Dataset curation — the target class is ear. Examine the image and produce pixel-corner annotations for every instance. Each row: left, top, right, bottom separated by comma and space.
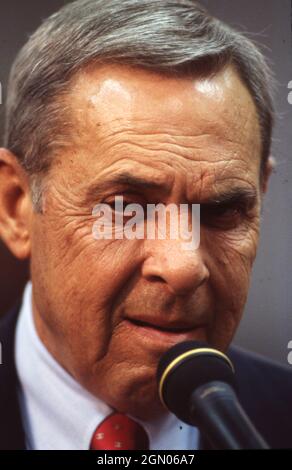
261, 155, 275, 194
0, 148, 32, 259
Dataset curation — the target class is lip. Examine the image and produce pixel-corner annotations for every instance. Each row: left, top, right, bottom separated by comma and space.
123, 318, 207, 346
124, 315, 202, 332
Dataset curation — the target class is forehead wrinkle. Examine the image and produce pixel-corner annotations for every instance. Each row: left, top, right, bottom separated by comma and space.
90, 123, 259, 170
67, 93, 261, 171
86, 112, 254, 144
95, 141, 256, 186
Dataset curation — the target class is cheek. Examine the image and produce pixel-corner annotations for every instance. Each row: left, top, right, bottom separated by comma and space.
206, 221, 259, 286
33, 212, 136, 300
204, 226, 259, 348
31, 215, 144, 360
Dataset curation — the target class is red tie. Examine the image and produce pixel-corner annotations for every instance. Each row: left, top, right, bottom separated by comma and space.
90, 412, 150, 450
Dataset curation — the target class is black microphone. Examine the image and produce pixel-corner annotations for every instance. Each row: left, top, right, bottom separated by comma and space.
157, 340, 269, 449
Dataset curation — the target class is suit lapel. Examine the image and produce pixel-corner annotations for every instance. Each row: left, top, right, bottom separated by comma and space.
0, 303, 26, 449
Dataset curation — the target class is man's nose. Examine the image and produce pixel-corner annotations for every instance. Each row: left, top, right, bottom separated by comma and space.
142, 239, 209, 296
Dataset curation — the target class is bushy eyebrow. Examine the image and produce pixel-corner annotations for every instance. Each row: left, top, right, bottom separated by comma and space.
84, 171, 171, 203
84, 171, 257, 207
203, 187, 258, 207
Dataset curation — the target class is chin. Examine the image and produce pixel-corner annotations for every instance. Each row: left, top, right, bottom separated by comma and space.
94, 374, 167, 422
116, 395, 167, 422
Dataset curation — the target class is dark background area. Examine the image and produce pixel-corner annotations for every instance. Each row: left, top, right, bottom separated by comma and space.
0, 0, 291, 364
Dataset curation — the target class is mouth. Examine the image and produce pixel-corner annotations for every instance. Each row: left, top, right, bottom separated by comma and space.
127, 317, 197, 333
123, 316, 207, 345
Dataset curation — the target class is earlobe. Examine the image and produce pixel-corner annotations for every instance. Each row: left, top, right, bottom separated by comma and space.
0, 148, 32, 259
261, 155, 275, 194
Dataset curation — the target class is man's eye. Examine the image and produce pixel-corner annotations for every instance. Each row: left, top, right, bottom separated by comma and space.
106, 199, 128, 213
201, 204, 247, 229
105, 196, 145, 214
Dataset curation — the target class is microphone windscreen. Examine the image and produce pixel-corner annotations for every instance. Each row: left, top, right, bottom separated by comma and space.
157, 340, 236, 425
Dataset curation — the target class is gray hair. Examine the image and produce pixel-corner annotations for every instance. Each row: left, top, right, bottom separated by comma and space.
4, 0, 275, 210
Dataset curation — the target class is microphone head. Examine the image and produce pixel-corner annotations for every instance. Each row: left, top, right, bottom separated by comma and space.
157, 340, 236, 425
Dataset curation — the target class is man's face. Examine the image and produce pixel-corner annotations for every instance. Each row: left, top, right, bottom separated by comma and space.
30, 64, 262, 420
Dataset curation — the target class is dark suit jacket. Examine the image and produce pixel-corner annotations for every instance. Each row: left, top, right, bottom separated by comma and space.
1, 303, 292, 450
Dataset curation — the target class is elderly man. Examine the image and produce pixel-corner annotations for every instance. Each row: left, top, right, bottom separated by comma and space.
0, 0, 292, 450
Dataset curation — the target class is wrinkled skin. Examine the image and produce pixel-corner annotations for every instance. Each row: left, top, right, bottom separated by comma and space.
0, 64, 272, 421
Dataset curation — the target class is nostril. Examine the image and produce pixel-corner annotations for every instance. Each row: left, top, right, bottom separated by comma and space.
147, 274, 164, 283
